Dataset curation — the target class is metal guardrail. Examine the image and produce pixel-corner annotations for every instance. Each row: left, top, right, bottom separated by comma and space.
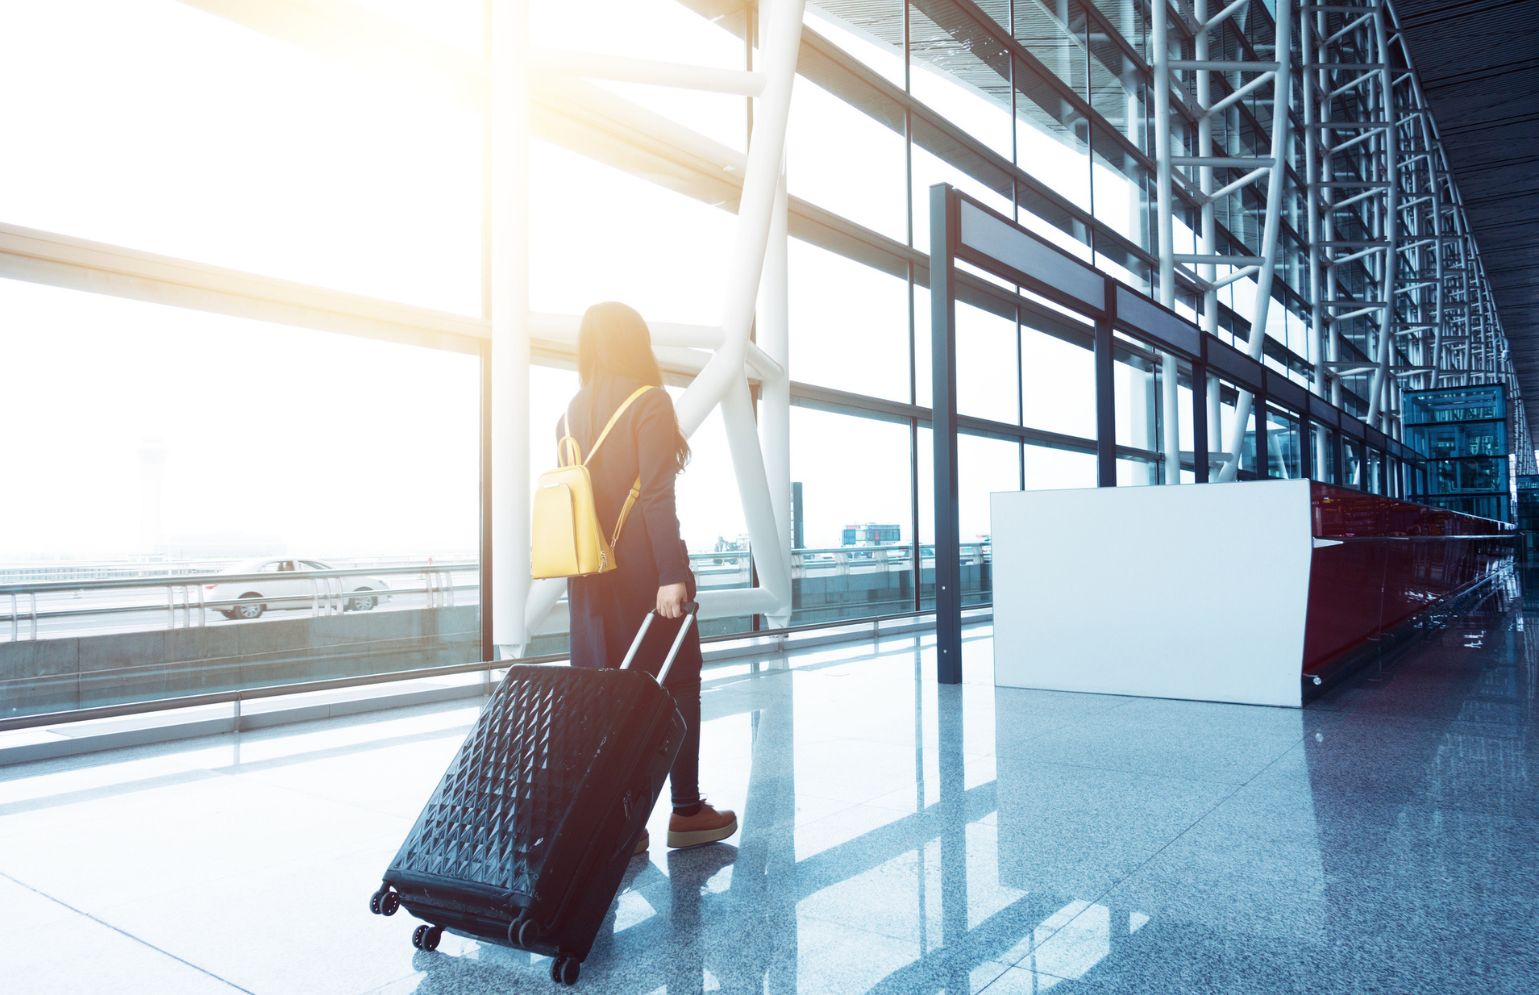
1, 563, 475, 641
0, 603, 997, 735
0, 544, 992, 642
0, 555, 444, 586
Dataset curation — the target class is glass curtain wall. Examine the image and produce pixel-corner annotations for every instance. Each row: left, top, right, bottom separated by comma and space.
0, 0, 487, 722
1, 0, 1438, 722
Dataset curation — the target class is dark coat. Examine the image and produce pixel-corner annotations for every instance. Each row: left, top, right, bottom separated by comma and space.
559, 376, 701, 686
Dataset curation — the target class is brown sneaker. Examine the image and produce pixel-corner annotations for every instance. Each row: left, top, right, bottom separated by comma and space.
632, 829, 649, 856
667, 800, 738, 849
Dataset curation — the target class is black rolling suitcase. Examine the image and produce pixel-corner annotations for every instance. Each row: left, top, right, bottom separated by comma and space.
366, 604, 697, 986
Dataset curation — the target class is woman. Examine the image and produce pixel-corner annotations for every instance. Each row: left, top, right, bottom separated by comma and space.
562, 301, 738, 854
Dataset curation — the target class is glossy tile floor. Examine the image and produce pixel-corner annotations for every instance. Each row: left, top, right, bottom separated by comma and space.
4, 577, 1538, 994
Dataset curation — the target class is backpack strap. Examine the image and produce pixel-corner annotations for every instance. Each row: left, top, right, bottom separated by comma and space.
584, 386, 653, 466
555, 421, 583, 467
610, 480, 644, 549
582, 385, 654, 551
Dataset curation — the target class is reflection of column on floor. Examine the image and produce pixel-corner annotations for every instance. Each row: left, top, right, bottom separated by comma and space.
937, 682, 970, 991
912, 651, 930, 953
726, 660, 798, 990
664, 849, 706, 992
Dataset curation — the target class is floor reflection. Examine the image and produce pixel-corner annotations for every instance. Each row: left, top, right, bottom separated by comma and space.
3, 591, 1537, 993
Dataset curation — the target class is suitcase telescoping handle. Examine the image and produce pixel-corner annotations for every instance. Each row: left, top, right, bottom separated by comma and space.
618, 601, 700, 685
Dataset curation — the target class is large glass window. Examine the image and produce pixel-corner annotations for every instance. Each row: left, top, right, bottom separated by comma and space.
910, 141, 1014, 251
1113, 333, 1160, 456
1024, 444, 1098, 489
0, 278, 481, 719
1312, 423, 1338, 484
788, 238, 911, 402
675, 403, 756, 638
5, 0, 1516, 735
916, 428, 1018, 607
1210, 375, 1260, 479
807, 4, 906, 87
958, 434, 1019, 606
531, 0, 748, 151
1343, 436, 1365, 489
915, 289, 1020, 417
786, 77, 909, 243
908, 2, 1015, 158
0, 0, 482, 314
791, 407, 914, 623
1013, 0, 1086, 94
955, 302, 1021, 424
1267, 407, 1303, 480
529, 141, 736, 327
1021, 321, 1097, 440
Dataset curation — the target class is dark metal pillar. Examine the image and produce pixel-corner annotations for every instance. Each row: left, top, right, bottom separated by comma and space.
930, 184, 962, 685
1255, 394, 1270, 478
1192, 358, 1210, 483
1095, 281, 1117, 486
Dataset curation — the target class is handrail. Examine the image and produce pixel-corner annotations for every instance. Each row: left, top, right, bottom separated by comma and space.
0, 561, 476, 596
1321, 533, 1517, 542
0, 603, 995, 734
0, 545, 991, 596
0, 546, 993, 641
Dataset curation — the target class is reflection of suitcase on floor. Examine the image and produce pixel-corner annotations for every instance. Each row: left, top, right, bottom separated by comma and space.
367, 605, 696, 986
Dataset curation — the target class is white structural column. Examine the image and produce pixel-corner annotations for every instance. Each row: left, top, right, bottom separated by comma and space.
1363, 3, 1398, 428
757, 172, 794, 622
514, 0, 806, 642
1150, 1, 1180, 484
1306, 0, 1399, 437
491, 0, 532, 656
1215, 1, 1293, 481
1301, 1, 1327, 399
1151, 0, 1175, 308
671, 0, 803, 623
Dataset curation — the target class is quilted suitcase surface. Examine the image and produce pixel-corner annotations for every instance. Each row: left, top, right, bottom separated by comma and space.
367, 610, 692, 986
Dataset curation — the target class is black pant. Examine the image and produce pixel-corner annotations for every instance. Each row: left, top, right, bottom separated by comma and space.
666, 678, 701, 812
576, 609, 702, 813
643, 611, 703, 813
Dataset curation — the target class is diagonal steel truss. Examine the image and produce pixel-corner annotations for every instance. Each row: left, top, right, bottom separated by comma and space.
1153, 0, 1533, 477
1152, 0, 1294, 483
1302, 0, 1399, 435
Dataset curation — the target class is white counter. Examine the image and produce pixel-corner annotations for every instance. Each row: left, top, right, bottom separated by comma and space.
990, 479, 1314, 708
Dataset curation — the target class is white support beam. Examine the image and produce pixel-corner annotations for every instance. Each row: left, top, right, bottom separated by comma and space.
532, 50, 766, 96
1214, 0, 1294, 481
490, 0, 533, 656
0, 223, 484, 353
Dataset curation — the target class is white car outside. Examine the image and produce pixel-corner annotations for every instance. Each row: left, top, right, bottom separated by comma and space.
205, 559, 392, 620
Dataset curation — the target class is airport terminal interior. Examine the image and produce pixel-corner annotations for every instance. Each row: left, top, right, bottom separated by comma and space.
2, 0, 1537, 992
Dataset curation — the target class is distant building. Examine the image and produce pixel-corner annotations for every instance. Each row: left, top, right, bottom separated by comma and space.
841, 523, 902, 547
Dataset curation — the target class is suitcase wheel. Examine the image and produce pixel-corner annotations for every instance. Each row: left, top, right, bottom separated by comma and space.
411, 924, 443, 952
508, 915, 537, 949
368, 886, 399, 917
550, 955, 580, 986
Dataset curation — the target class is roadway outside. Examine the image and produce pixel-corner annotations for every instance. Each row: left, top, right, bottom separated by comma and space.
1, 546, 988, 642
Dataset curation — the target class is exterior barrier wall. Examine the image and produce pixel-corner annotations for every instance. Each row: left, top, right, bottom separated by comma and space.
0, 607, 480, 719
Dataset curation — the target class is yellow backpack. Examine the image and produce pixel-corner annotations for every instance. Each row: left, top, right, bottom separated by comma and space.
531, 386, 652, 579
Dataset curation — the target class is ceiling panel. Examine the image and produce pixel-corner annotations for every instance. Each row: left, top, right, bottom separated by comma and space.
1396, 0, 1539, 437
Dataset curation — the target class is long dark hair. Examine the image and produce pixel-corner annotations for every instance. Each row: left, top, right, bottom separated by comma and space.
577, 301, 690, 473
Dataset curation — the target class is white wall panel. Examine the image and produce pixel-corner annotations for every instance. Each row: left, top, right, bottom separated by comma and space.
991, 479, 1314, 707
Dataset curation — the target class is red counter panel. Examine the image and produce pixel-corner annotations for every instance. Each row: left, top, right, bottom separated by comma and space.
1303, 483, 1513, 677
